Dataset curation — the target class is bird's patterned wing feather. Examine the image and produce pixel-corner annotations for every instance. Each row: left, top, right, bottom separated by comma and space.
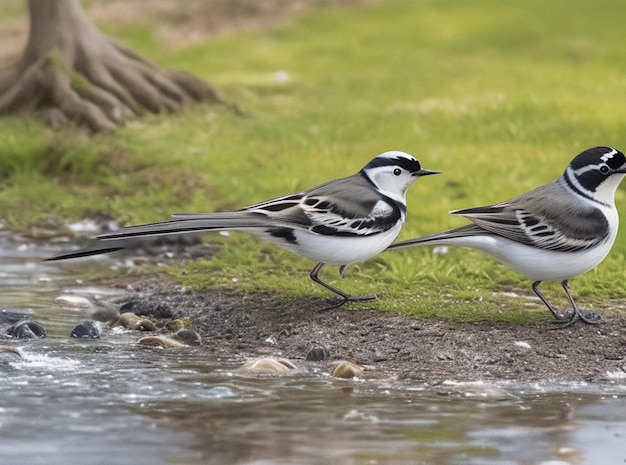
243, 175, 403, 237
453, 182, 609, 252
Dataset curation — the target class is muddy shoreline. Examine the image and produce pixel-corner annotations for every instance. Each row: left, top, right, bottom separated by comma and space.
111, 277, 626, 385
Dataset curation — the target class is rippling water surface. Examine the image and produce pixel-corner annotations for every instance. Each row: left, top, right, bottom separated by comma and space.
0, 233, 625, 465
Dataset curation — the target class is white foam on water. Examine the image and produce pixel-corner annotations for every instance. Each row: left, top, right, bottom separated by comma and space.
13, 350, 81, 372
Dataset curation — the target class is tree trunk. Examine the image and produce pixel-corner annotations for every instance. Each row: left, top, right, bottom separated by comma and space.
0, 0, 230, 132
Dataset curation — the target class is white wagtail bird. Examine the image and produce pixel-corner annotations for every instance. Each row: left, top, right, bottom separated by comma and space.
388, 146, 626, 326
48, 151, 439, 307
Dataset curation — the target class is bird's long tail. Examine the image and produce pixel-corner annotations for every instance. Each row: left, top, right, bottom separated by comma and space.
46, 211, 305, 261
387, 224, 484, 250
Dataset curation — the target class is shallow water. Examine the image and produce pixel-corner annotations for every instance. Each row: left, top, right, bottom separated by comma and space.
1, 233, 625, 465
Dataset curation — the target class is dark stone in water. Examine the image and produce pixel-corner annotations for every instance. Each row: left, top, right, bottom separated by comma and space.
173, 329, 202, 346
305, 344, 331, 361
7, 320, 47, 339
70, 320, 101, 339
119, 299, 175, 319
0, 309, 29, 324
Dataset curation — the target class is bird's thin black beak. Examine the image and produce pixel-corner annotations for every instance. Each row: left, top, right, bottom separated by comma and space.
414, 169, 441, 177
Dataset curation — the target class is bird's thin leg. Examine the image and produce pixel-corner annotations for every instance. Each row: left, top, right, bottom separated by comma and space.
531, 281, 569, 322
561, 280, 601, 326
339, 264, 349, 279
309, 262, 376, 309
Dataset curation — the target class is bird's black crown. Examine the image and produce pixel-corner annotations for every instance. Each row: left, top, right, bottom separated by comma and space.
364, 154, 421, 173
570, 146, 626, 172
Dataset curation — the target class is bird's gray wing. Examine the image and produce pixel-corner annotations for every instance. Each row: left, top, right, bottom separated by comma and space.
292, 175, 402, 236
175, 174, 402, 237
453, 182, 609, 252
389, 181, 609, 252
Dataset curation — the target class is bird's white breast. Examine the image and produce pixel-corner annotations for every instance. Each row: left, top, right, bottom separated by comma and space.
434, 234, 615, 282
255, 222, 403, 266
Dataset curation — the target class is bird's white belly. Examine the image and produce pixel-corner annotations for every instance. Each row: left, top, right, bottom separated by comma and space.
256, 223, 402, 266
435, 235, 615, 282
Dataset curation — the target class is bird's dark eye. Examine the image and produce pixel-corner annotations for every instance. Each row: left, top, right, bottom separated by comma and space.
393, 168, 402, 176
600, 165, 610, 174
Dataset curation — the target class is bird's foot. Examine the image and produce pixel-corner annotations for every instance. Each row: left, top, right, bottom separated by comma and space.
551, 309, 601, 328
321, 293, 377, 311
577, 310, 602, 325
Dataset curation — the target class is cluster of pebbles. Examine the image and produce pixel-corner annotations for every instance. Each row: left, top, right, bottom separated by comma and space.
0, 298, 202, 357
0, 299, 365, 379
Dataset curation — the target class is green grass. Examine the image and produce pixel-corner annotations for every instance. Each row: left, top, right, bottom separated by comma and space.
2, 0, 626, 323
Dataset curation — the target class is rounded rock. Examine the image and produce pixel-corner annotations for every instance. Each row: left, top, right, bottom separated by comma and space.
305, 345, 331, 361
7, 320, 47, 339
237, 357, 298, 373
0, 346, 21, 369
70, 320, 101, 339
114, 313, 157, 331
173, 329, 202, 346
332, 361, 364, 379
165, 319, 186, 332
138, 335, 187, 348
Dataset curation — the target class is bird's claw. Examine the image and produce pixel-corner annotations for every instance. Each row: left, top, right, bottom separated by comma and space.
321, 294, 377, 311
551, 309, 601, 328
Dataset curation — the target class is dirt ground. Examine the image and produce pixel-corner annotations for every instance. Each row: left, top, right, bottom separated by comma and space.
117, 276, 626, 385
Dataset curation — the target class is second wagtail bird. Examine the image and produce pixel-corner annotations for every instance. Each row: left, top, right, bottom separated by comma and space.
48, 151, 439, 306
388, 146, 626, 326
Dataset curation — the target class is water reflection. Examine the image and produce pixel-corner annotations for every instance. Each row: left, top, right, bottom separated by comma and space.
137, 377, 626, 465
0, 232, 625, 465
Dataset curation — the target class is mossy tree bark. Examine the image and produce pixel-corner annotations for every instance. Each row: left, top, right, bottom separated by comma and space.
0, 0, 228, 132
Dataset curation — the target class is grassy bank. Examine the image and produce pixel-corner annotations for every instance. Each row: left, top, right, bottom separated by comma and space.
2, 0, 626, 322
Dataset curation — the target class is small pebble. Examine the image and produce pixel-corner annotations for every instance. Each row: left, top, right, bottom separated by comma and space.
0, 346, 21, 368
0, 345, 21, 355
305, 345, 331, 361
332, 361, 364, 379
173, 329, 202, 346
138, 335, 187, 348
165, 319, 187, 332
7, 320, 47, 339
113, 313, 157, 331
70, 320, 101, 339
514, 341, 532, 350
237, 357, 297, 373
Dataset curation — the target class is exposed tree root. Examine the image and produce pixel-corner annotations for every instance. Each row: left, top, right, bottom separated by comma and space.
0, 0, 234, 132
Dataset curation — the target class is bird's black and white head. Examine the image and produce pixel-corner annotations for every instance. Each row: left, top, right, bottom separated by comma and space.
361, 151, 439, 202
563, 146, 626, 206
